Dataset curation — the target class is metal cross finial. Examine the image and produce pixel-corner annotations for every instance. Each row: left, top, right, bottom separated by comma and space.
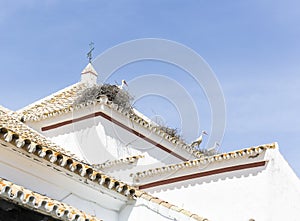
87, 42, 94, 63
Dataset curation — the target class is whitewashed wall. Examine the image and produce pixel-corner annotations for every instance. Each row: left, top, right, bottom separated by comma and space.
0, 141, 120, 221
119, 199, 194, 221
149, 149, 300, 221
30, 104, 191, 183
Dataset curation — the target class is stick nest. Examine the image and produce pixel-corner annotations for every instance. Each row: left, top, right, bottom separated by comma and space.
74, 84, 133, 111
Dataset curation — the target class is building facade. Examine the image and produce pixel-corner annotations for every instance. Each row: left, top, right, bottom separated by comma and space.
0, 63, 299, 220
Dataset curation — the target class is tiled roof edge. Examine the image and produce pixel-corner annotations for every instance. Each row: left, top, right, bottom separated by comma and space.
0, 177, 102, 221
132, 142, 277, 180
0, 126, 137, 199
92, 155, 144, 170
135, 190, 209, 221
0, 105, 12, 114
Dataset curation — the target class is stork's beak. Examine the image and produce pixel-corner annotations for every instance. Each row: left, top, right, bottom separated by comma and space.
124, 80, 128, 86
203, 131, 208, 135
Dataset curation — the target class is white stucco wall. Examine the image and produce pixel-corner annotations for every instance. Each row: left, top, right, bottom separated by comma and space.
30, 104, 191, 183
0, 141, 123, 221
21, 101, 300, 220
119, 203, 170, 221
119, 199, 195, 221
62, 194, 119, 221
264, 149, 300, 221
149, 149, 300, 221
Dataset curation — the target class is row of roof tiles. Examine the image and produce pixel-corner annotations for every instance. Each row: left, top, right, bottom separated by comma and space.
132, 143, 277, 180
2, 109, 85, 163
16, 83, 203, 158
0, 107, 208, 220
16, 83, 87, 122
92, 155, 144, 170
0, 178, 101, 221
0, 110, 137, 198
135, 191, 208, 221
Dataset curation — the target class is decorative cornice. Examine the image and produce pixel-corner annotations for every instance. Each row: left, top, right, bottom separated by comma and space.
132, 143, 277, 181
138, 161, 267, 189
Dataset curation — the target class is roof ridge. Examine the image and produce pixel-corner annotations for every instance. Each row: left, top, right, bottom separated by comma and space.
0, 105, 12, 114
17, 82, 84, 113
0, 177, 102, 221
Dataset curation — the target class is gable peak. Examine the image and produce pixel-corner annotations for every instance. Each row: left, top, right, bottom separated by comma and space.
81, 63, 98, 85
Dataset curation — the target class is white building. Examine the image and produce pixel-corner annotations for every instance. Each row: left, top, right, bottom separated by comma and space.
0, 63, 299, 221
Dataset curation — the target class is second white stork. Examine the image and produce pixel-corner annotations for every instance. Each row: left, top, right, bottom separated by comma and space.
205, 142, 220, 155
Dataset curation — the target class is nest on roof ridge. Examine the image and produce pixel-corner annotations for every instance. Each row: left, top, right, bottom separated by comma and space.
154, 125, 184, 141
74, 84, 133, 111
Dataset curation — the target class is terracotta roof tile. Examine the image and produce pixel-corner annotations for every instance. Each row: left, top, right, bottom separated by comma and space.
0, 108, 137, 198
92, 155, 144, 170
16, 83, 87, 122
150, 197, 162, 204
0, 177, 102, 221
132, 142, 277, 180
135, 190, 209, 221
159, 201, 173, 209
0, 108, 83, 162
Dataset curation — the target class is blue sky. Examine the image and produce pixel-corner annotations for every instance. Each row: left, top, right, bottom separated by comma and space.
0, 1, 299, 177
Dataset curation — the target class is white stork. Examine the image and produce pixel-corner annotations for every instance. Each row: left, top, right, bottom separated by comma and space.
190, 130, 208, 148
206, 142, 220, 153
117, 80, 128, 90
